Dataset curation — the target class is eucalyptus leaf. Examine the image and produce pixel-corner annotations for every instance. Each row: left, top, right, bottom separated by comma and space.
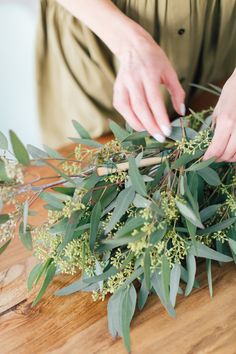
186, 157, 215, 171
191, 242, 232, 262
109, 120, 130, 141
138, 280, 149, 310
198, 217, 236, 235
0, 214, 10, 224
90, 202, 102, 250
0, 239, 11, 255
105, 187, 135, 234
0, 131, 8, 150
9, 130, 30, 166
121, 284, 137, 352
69, 138, 103, 148
128, 156, 147, 197
206, 259, 213, 297
19, 222, 32, 250
72, 119, 91, 139
198, 167, 221, 186
185, 253, 196, 296
170, 263, 181, 307
32, 262, 56, 306
161, 255, 170, 302
176, 200, 204, 229
144, 248, 151, 290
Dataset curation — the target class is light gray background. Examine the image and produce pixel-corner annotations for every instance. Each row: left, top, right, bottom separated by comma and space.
0, 0, 41, 146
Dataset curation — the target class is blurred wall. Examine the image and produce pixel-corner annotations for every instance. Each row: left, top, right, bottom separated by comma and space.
0, 0, 42, 147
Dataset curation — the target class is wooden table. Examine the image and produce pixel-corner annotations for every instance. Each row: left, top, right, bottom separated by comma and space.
1, 135, 236, 354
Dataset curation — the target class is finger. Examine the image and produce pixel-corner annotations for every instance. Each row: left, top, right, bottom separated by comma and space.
203, 115, 232, 161
163, 67, 186, 116
113, 85, 144, 132
128, 81, 165, 142
218, 127, 236, 162
143, 78, 172, 137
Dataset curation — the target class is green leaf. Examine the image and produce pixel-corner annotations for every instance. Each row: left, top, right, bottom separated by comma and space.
150, 222, 167, 244
0, 131, 8, 150
43, 145, 64, 159
200, 204, 221, 222
60, 210, 82, 249
109, 120, 130, 141
186, 157, 215, 171
105, 187, 135, 234
0, 214, 10, 224
171, 150, 203, 169
90, 202, 102, 250
121, 285, 137, 353
133, 194, 151, 208
176, 200, 204, 229
72, 119, 91, 139
190, 83, 221, 96
102, 232, 144, 249
107, 289, 124, 338
161, 255, 170, 302
56, 276, 97, 296
138, 280, 149, 310
23, 200, 29, 233
0, 239, 11, 255
0, 160, 10, 182
180, 265, 199, 288
229, 238, 236, 256
28, 263, 44, 291
115, 216, 144, 238
27, 144, 49, 160
170, 263, 181, 307
151, 270, 175, 317
198, 217, 236, 235
19, 222, 32, 250
186, 220, 197, 249
148, 165, 165, 192
144, 248, 151, 290
9, 130, 30, 166
206, 259, 213, 298
32, 263, 56, 306
169, 127, 197, 141
198, 167, 221, 186
191, 242, 232, 262
128, 157, 147, 197
40, 192, 65, 210
119, 267, 143, 290
185, 253, 196, 296
84, 266, 118, 284
69, 138, 103, 148
123, 131, 148, 142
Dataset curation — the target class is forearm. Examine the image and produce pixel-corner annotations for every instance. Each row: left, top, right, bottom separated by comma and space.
57, 0, 151, 57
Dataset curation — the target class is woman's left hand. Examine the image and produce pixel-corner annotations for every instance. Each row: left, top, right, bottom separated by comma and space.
204, 68, 236, 162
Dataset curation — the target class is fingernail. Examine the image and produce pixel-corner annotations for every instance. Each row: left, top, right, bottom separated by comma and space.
180, 103, 186, 116
153, 133, 166, 143
161, 124, 172, 137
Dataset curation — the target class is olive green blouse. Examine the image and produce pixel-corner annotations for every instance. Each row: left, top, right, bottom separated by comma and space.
36, 0, 236, 147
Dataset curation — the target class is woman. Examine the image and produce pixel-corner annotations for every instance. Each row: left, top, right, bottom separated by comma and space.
37, 0, 236, 161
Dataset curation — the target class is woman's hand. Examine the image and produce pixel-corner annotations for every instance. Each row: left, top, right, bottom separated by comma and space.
204, 69, 236, 162
57, 0, 185, 142
114, 32, 185, 142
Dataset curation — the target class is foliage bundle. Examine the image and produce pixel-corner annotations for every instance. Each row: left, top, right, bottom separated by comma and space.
1, 93, 236, 351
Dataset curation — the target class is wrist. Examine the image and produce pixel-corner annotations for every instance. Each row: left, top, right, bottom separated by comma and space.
113, 21, 154, 60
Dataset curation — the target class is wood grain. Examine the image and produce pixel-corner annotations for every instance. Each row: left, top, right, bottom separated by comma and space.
1, 133, 236, 354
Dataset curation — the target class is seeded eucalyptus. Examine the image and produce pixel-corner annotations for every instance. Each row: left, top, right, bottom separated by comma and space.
1, 91, 236, 351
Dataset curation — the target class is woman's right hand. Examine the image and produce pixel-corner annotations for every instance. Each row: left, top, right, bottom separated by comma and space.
113, 31, 185, 142
57, 0, 185, 141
